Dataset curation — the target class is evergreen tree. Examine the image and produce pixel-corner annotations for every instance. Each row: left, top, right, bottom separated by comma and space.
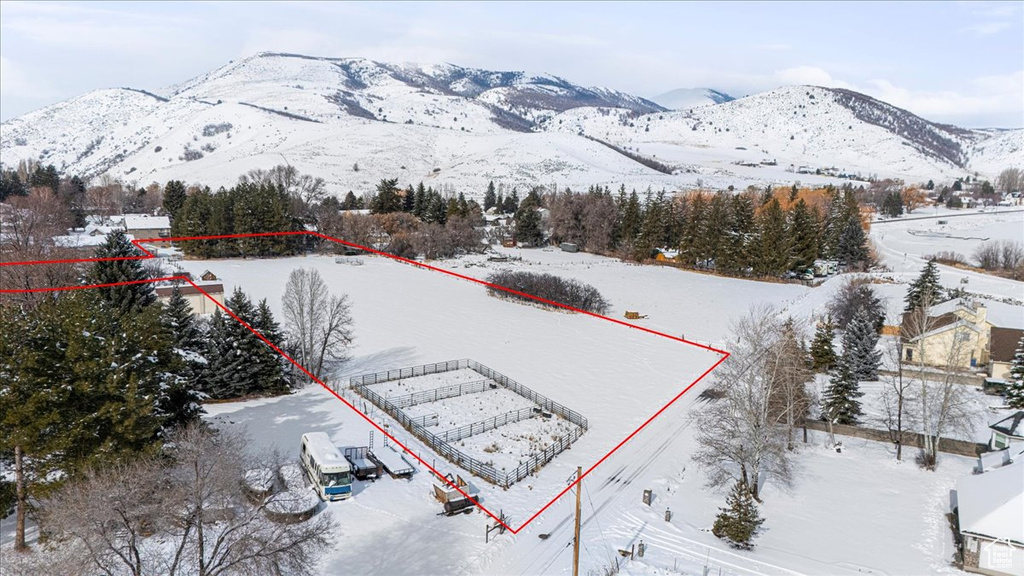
232, 182, 296, 256
835, 215, 868, 267
412, 183, 427, 217
619, 190, 642, 247
810, 316, 837, 372
514, 193, 544, 246
401, 185, 415, 213
904, 259, 942, 313
202, 289, 286, 399
678, 192, 707, 266
503, 188, 520, 214
788, 199, 819, 272
484, 181, 496, 211
717, 193, 755, 274
842, 309, 882, 381
753, 197, 790, 276
158, 285, 206, 429
822, 357, 863, 424
0, 169, 27, 200
90, 230, 155, 315
926, 179, 935, 190
162, 285, 203, 353
341, 191, 361, 210
1006, 335, 1024, 409
711, 479, 764, 549
370, 178, 402, 214
163, 180, 187, 219
880, 191, 904, 218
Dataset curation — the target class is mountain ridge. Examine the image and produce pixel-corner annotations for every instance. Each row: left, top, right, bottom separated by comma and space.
1, 52, 1020, 195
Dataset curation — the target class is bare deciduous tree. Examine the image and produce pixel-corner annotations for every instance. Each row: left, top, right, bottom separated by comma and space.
902, 294, 976, 469
282, 268, 354, 380
37, 424, 335, 576
692, 306, 803, 501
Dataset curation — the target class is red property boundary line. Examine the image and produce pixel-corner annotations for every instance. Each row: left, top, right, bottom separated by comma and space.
1, 231, 729, 534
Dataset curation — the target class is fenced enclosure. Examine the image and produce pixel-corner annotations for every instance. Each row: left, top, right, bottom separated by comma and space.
347, 359, 588, 487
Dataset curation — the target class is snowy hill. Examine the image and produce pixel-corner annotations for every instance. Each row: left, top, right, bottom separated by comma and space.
545, 85, 1024, 182
1, 52, 1021, 196
650, 87, 735, 110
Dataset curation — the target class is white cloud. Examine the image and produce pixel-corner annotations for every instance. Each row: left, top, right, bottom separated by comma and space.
772, 66, 852, 89
960, 21, 1013, 36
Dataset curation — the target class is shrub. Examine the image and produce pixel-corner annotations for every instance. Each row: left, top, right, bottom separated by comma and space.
202, 122, 233, 137
486, 270, 609, 314
179, 146, 204, 162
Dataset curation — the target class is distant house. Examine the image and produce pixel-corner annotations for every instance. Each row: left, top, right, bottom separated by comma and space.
989, 327, 1024, 381
901, 300, 992, 370
200, 270, 219, 282
154, 283, 224, 315
116, 214, 171, 245
955, 457, 1024, 575
901, 299, 1024, 372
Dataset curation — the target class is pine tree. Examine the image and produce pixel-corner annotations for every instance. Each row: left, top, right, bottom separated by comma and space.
904, 259, 942, 313
753, 197, 790, 276
1005, 335, 1024, 409
503, 189, 520, 214
484, 181, 496, 211
842, 309, 882, 381
370, 178, 402, 214
203, 289, 264, 399
810, 316, 837, 372
401, 185, 415, 213
822, 357, 863, 424
711, 479, 764, 549
788, 198, 819, 272
836, 215, 868, 267
163, 180, 187, 219
619, 190, 642, 247
158, 286, 205, 430
514, 193, 544, 246
880, 191, 903, 218
90, 230, 155, 315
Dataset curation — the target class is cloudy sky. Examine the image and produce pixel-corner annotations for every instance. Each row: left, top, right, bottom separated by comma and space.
1, 1, 1021, 127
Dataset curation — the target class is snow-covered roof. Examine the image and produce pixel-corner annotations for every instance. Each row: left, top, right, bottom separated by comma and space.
985, 301, 1024, 330
117, 214, 170, 230
956, 458, 1024, 543
53, 232, 134, 248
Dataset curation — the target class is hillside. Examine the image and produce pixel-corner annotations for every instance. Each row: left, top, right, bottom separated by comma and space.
1, 52, 1020, 196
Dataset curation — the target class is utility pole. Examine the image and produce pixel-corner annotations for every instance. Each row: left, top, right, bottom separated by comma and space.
573, 466, 582, 576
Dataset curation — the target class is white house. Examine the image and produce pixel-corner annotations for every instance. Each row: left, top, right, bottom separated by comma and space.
955, 458, 1024, 576
154, 283, 225, 315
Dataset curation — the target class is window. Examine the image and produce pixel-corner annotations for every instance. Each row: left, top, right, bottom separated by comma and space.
906, 349, 914, 361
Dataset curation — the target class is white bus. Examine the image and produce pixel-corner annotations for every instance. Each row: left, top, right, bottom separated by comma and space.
300, 433, 353, 501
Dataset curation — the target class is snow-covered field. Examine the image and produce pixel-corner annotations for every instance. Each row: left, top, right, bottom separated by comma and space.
160, 244, 997, 576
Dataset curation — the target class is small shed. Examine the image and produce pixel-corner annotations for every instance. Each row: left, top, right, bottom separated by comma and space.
559, 242, 579, 253
433, 472, 480, 515
200, 270, 218, 281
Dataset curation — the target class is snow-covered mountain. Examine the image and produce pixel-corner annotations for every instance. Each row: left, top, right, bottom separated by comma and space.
1, 52, 1020, 196
650, 88, 735, 110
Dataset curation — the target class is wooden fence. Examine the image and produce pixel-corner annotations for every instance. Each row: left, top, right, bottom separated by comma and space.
803, 420, 987, 457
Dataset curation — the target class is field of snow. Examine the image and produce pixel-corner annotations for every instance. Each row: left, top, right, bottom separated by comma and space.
165, 248, 990, 576
871, 207, 1024, 305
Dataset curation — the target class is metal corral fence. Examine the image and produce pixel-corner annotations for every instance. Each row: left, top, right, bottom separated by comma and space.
348, 359, 588, 487
438, 407, 537, 443
386, 379, 493, 409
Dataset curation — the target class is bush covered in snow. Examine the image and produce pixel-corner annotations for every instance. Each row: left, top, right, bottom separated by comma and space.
486, 270, 609, 314
264, 489, 320, 524
202, 122, 233, 137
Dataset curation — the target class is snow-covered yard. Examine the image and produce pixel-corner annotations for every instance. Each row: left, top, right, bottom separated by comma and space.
161, 246, 998, 575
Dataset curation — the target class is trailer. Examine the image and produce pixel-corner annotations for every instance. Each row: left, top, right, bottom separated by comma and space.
433, 472, 480, 516
373, 445, 416, 479
343, 446, 383, 481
